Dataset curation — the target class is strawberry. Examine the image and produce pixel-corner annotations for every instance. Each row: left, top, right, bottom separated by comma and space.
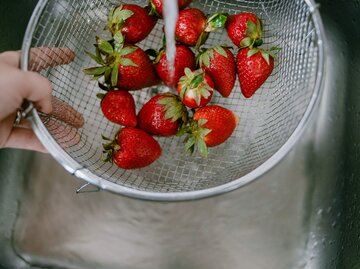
107, 4, 157, 44
177, 68, 214, 108
198, 45, 236, 97
154, 45, 196, 87
178, 105, 238, 157
225, 12, 263, 48
175, 9, 229, 49
236, 47, 277, 98
138, 93, 188, 136
97, 90, 137, 127
149, 0, 193, 17
84, 34, 159, 91
175, 8, 207, 47
102, 127, 161, 169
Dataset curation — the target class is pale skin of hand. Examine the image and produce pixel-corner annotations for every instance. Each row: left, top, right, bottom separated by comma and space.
0, 48, 75, 153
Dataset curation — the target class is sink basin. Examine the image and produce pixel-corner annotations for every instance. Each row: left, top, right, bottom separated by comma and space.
0, 0, 359, 268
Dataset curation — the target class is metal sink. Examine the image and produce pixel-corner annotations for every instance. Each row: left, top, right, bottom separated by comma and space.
0, 0, 359, 268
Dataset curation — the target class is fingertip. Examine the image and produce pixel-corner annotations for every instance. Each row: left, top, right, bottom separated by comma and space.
0, 51, 20, 67
29, 47, 76, 71
60, 47, 76, 63
21, 71, 53, 114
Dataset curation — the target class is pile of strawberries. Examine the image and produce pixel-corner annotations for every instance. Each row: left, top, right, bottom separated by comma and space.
84, 0, 279, 169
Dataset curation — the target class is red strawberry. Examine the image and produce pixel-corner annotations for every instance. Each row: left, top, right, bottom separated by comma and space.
107, 4, 157, 44
236, 47, 276, 98
150, 0, 193, 17
198, 45, 236, 97
177, 68, 214, 108
102, 127, 161, 169
225, 12, 263, 48
179, 105, 238, 157
98, 90, 137, 126
138, 93, 188, 136
117, 45, 159, 90
154, 45, 196, 87
175, 8, 207, 47
84, 35, 159, 91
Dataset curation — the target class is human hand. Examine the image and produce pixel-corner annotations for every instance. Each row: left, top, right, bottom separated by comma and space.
0, 47, 76, 153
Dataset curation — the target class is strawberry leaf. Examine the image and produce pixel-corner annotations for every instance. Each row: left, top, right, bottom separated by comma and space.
83, 66, 108, 75
119, 58, 138, 67
176, 124, 192, 137
85, 50, 104, 65
185, 136, 196, 154
190, 74, 204, 88
179, 85, 187, 100
200, 86, 212, 99
101, 134, 111, 141
196, 138, 208, 158
205, 13, 229, 32
184, 67, 194, 79
107, 6, 134, 35
240, 37, 252, 48
113, 32, 125, 52
194, 91, 201, 106
104, 66, 112, 81
96, 93, 106, 100
114, 9, 134, 22
149, 1, 161, 16
97, 38, 114, 55
111, 65, 119, 86
247, 48, 259, 58
214, 46, 228, 57
91, 74, 104, 81
107, 7, 115, 27
157, 95, 188, 123
261, 51, 270, 65
195, 31, 209, 52
197, 118, 208, 127
198, 127, 212, 138
200, 52, 211, 68
270, 46, 282, 51
120, 46, 137, 56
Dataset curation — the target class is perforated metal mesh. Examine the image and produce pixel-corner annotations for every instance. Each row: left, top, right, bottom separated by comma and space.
22, 0, 324, 200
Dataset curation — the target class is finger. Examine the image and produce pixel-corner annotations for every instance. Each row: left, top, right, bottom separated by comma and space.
17, 71, 53, 114
0, 47, 76, 71
44, 118, 81, 148
50, 96, 85, 128
4, 127, 47, 153
0, 51, 20, 68
29, 47, 76, 72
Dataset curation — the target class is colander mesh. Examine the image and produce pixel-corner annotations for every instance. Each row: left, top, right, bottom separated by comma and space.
25, 0, 321, 194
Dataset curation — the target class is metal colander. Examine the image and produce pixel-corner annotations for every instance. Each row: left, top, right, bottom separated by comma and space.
21, 0, 325, 201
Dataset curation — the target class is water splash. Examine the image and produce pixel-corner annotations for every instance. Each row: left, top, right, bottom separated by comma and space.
163, 0, 179, 84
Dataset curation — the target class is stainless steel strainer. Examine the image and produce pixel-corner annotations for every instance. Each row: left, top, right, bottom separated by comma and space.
21, 0, 325, 201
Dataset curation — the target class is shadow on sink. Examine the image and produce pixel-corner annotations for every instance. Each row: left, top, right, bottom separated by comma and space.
1, 0, 360, 268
